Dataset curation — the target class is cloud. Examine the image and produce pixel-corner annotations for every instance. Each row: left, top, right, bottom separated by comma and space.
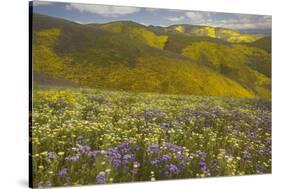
165, 16, 185, 22
213, 15, 271, 30
185, 12, 211, 23
65, 4, 140, 17
73, 20, 92, 24
140, 22, 150, 26
33, 1, 53, 6
183, 11, 271, 30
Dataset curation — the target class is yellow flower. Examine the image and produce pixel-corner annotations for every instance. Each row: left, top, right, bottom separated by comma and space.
105, 169, 111, 173
40, 151, 48, 156
38, 165, 44, 170
58, 152, 65, 156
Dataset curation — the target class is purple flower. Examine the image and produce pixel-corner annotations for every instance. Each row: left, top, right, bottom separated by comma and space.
147, 144, 160, 154
123, 154, 134, 160
176, 153, 189, 165
130, 169, 138, 174
77, 145, 91, 153
116, 141, 131, 154
65, 155, 79, 162
199, 161, 208, 172
134, 161, 141, 168
58, 168, 67, 177
256, 164, 264, 174
166, 164, 180, 176
198, 150, 207, 160
133, 146, 140, 151
140, 109, 165, 122
197, 150, 210, 176
106, 149, 120, 159
88, 150, 102, 158
112, 159, 121, 168
151, 160, 160, 166
96, 171, 106, 184
160, 155, 171, 162
47, 152, 57, 160
166, 143, 183, 152
242, 153, 252, 163
264, 138, 271, 146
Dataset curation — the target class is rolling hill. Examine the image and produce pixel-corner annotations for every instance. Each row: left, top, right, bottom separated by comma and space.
166, 24, 263, 43
248, 37, 271, 53
32, 13, 271, 98
88, 21, 168, 49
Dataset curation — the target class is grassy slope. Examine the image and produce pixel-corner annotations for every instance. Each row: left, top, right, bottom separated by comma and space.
90, 21, 168, 49
160, 31, 271, 97
181, 41, 271, 97
167, 24, 263, 43
248, 37, 272, 53
32, 14, 270, 98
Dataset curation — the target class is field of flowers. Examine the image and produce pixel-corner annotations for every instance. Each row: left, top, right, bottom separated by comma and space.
31, 87, 271, 187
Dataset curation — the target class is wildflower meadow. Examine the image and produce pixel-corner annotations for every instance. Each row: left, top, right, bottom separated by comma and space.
31, 87, 271, 187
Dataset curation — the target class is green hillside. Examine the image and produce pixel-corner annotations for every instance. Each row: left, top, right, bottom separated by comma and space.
32, 14, 271, 98
89, 21, 168, 49
248, 37, 272, 53
181, 41, 271, 97
158, 30, 271, 97
167, 24, 263, 43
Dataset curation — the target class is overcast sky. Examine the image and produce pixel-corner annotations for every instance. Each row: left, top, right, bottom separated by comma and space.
33, 1, 271, 31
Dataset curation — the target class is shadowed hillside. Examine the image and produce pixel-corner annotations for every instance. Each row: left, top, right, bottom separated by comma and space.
248, 37, 271, 53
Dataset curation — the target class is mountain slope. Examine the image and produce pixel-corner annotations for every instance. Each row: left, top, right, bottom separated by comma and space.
166, 24, 263, 43
88, 21, 168, 49
248, 37, 271, 53
32, 14, 270, 98
149, 28, 271, 97
180, 41, 271, 97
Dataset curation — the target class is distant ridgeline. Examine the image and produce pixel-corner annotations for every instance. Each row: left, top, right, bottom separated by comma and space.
32, 13, 271, 98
